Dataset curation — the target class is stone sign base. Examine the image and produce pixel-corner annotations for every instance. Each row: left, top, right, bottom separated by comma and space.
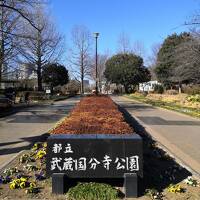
47, 134, 143, 198
52, 172, 142, 198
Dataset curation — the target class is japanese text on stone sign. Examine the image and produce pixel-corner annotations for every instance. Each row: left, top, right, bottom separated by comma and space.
50, 143, 139, 172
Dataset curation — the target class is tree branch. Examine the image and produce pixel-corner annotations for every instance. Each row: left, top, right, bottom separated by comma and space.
0, 4, 40, 31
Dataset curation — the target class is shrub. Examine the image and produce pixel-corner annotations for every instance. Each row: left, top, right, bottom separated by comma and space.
65, 80, 80, 95
16, 91, 46, 101
182, 85, 200, 95
15, 91, 47, 102
141, 91, 148, 96
186, 94, 200, 103
154, 85, 164, 94
50, 95, 133, 134
165, 89, 178, 95
67, 182, 118, 200
0, 89, 5, 95
113, 88, 120, 94
29, 91, 45, 101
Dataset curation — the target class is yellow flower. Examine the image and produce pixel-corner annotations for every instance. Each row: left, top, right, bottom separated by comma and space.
10, 182, 16, 190
32, 143, 39, 151
20, 182, 26, 189
43, 142, 47, 148
168, 184, 183, 193
20, 177, 27, 182
30, 182, 36, 188
36, 150, 46, 159
13, 179, 20, 185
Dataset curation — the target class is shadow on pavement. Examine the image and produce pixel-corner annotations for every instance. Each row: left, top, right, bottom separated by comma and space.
118, 105, 192, 194
0, 100, 76, 120
0, 141, 22, 147
0, 104, 75, 123
0, 133, 49, 156
0, 104, 39, 118
6, 113, 65, 123
115, 100, 155, 112
137, 116, 200, 126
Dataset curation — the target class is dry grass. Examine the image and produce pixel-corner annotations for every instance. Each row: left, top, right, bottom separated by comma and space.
132, 93, 200, 108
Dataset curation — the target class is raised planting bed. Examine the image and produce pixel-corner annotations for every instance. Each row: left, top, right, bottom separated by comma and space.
47, 95, 143, 198
50, 95, 133, 134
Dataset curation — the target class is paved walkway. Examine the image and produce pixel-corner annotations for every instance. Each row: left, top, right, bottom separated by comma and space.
112, 95, 200, 176
0, 97, 80, 169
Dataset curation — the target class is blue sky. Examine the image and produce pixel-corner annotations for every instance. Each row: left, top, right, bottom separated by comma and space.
49, 0, 200, 57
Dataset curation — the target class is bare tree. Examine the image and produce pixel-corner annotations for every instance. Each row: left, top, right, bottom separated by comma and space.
68, 25, 93, 94
0, 0, 47, 89
0, 0, 45, 31
117, 33, 146, 59
117, 32, 131, 53
18, 7, 63, 91
173, 33, 200, 86
147, 43, 161, 66
173, 11, 200, 90
146, 43, 161, 80
90, 54, 109, 92
132, 40, 146, 57
0, 0, 22, 85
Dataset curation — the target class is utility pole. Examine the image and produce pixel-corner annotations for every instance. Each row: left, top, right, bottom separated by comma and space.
94, 32, 99, 95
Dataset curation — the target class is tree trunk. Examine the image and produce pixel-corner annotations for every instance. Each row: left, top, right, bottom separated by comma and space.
37, 64, 42, 91
178, 82, 182, 94
0, 61, 2, 89
0, 39, 3, 88
80, 53, 84, 94
36, 54, 42, 91
124, 85, 129, 94
0, 42, 5, 89
98, 79, 101, 93
36, 30, 43, 91
50, 84, 53, 94
0, 6, 4, 89
81, 73, 84, 94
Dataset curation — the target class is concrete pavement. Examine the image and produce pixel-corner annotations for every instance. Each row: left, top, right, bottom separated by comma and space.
112, 95, 200, 176
0, 97, 80, 169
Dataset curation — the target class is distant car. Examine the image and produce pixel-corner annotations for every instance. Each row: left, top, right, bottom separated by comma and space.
0, 97, 13, 110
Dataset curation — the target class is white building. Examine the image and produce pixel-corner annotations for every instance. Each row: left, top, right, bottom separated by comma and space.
139, 80, 160, 92
83, 80, 90, 88
18, 63, 37, 80
0, 63, 38, 89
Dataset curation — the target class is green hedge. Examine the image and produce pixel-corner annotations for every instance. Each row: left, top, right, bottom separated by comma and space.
67, 182, 118, 200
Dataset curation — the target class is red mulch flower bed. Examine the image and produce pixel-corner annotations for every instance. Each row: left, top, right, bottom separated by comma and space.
51, 95, 133, 134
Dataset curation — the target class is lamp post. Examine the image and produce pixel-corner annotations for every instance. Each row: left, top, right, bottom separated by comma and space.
94, 32, 99, 95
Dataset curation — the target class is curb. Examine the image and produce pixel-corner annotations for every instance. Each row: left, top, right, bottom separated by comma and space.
0, 134, 49, 173
0, 150, 26, 174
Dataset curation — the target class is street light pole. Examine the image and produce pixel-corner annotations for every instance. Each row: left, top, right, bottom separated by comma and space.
94, 32, 99, 95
